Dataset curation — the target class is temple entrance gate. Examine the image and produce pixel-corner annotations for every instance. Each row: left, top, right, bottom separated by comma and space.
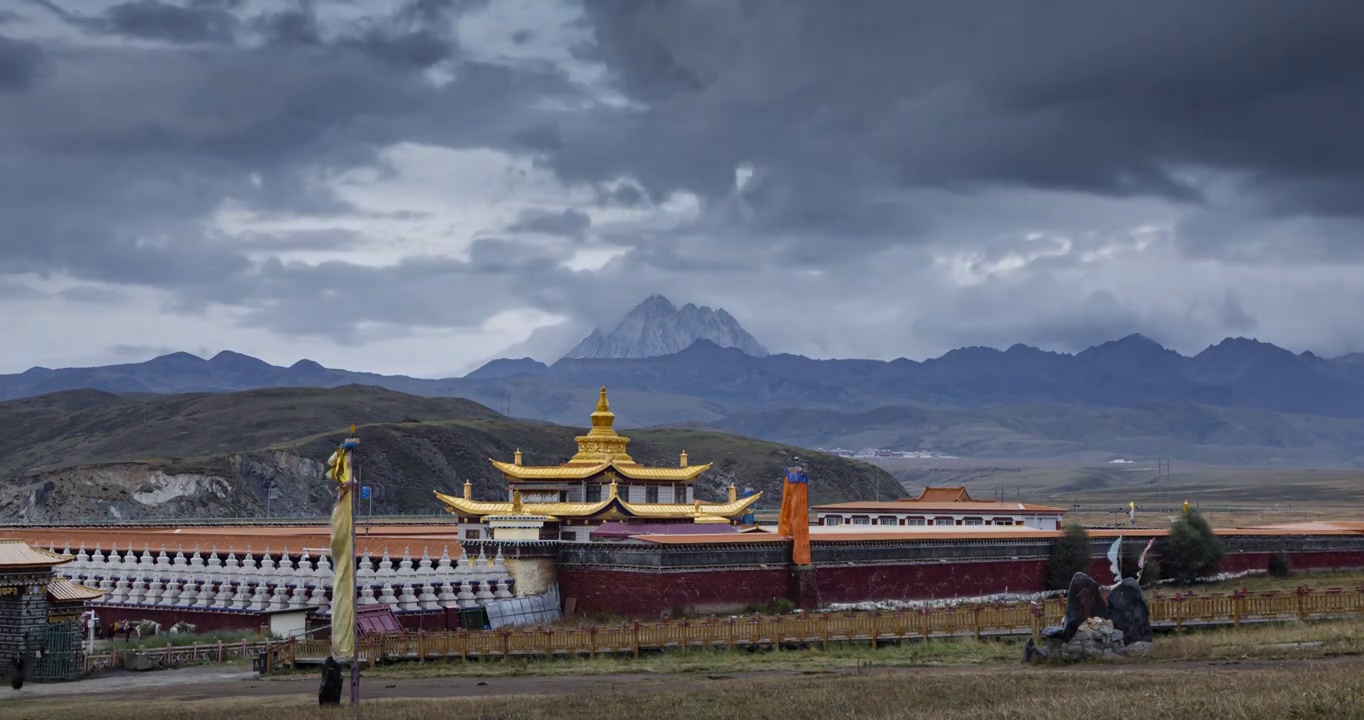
23, 621, 81, 681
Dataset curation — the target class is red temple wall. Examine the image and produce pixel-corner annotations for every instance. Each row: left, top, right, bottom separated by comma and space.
92, 605, 265, 633
560, 548, 1364, 617
558, 567, 790, 618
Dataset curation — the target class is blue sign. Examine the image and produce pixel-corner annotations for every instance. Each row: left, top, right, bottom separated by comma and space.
360, 486, 371, 500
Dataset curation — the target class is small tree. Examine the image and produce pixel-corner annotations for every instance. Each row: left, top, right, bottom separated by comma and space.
1047, 523, 1092, 591
1165, 510, 1224, 584
1268, 551, 1293, 579
1121, 543, 1162, 586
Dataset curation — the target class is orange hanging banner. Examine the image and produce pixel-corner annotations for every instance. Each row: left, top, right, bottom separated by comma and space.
783, 467, 811, 566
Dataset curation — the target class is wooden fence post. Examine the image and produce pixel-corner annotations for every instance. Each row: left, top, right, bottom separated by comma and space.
972, 607, 981, 640
869, 612, 878, 650
632, 621, 640, 659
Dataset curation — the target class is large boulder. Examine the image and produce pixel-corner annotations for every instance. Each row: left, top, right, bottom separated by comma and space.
1107, 577, 1153, 643
1041, 572, 1109, 642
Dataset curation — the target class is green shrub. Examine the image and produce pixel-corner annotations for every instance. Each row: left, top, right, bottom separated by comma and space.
1047, 523, 1092, 591
1268, 551, 1293, 579
1165, 510, 1224, 584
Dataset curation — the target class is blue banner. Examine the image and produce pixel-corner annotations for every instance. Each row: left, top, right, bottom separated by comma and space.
785, 467, 808, 484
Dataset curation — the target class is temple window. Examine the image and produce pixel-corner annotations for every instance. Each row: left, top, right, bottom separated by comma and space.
964, 517, 984, 526
934, 517, 954, 526
877, 515, 898, 525
908, 517, 926, 526
465, 529, 481, 540
646, 486, 660, 503
560, 531, 577, 542
851, 516, 871, 525
825, 516, 843, 526
992, 517, 1014, 525
586, 485, 602, 502
675, 486, 689, 504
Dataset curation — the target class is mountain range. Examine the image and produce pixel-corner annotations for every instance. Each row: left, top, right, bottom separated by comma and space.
5, 295, 1364, 466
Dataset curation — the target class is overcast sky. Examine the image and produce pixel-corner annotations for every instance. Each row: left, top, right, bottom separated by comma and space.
2, 0, 1363, 377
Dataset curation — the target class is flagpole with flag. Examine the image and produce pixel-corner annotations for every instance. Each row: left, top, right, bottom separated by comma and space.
1106, 536, 1123, 584
325, 426, 360, 705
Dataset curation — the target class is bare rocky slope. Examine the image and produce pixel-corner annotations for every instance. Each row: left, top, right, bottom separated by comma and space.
0, 386, 899, 522
562, 294, 770, 359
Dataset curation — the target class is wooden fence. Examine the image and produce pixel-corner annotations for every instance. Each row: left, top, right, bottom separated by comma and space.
87, 587, 1364, 674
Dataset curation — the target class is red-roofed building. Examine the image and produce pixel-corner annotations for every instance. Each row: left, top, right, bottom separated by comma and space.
811, 487, 1066, 531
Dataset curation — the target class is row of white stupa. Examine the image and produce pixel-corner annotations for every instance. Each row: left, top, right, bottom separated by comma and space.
47, 543, 516, 613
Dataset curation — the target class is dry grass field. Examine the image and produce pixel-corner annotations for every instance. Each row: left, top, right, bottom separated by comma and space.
9, 657, 1364, 719
12, 619, 1364, 719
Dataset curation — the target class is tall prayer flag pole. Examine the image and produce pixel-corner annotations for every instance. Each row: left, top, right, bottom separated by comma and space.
326, 426, 360, 705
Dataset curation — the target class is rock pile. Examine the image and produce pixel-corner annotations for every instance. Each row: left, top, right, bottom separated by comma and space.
1025, 572, 1155, 663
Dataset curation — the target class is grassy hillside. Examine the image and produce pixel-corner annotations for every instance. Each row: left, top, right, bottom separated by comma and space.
0, 386, 500, 479
0, 386, 899, 521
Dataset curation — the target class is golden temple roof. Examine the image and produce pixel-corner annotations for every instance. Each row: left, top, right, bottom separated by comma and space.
490, 386, 712, 483
47, 577, 104, 602
434, 486, 762, 522
0, 539, 72, 568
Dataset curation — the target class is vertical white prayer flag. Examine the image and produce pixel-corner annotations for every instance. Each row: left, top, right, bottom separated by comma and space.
1107, 536, 1123, 581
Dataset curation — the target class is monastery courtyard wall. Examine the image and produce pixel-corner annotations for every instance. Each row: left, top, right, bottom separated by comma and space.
6, 525, 1364, 623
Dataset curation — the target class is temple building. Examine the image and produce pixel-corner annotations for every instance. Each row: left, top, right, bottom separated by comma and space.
435, 387, 762, 542
811, 487, 1066, 531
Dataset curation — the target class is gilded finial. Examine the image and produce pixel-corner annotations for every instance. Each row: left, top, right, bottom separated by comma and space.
680, 450, 688, 468
514, 448, 523, 466
608, 478, 619, 499
463, 479, 472, 500
596, 386, 610, 413
512, 490, 523, 512
728, 483, 737, 503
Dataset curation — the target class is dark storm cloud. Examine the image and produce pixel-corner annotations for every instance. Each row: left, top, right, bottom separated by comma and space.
506, 208, 591, 237
0, 0, 584, 322
563, 0, 1364, 255
4, 0, 1364, 362
98, 1, 240, 44
0, 34, 45, 91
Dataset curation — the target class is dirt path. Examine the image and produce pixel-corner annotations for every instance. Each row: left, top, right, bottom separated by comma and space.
7, 655, 1363, 706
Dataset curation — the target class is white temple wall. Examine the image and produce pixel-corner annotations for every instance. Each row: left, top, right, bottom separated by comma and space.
42, 542, 517, 615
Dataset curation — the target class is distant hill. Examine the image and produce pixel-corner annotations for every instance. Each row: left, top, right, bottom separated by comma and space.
562, 294, 770, 359
0, 386, 899, 522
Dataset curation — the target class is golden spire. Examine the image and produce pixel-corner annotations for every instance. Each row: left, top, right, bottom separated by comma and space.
569, 386, 634, 464
514, 449, 523, 466
728, 483, 737, 503
463, 479, 472, 500
512, 490, 523, 513
680, 450, 688, 468
608, 478, 619, 499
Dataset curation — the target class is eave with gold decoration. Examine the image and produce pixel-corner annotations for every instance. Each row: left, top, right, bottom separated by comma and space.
436, 480, 762, 524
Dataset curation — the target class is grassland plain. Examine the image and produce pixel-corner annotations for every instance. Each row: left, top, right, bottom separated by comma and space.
9, 654, 1364, 719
